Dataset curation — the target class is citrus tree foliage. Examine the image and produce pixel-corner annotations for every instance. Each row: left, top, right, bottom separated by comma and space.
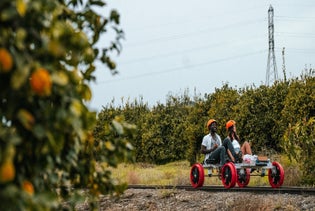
93, 113, 136, 171
283, 117, 315, 184
95, 98, 148, 162
140, 94, 191, 164
236, 81, 288, 152
184, 96, 210, 165
0, 0, 127, 209
282, 71, 315, 125
207, 84, 240, 137
281, 70, 315, 184
117, 98, 150, 161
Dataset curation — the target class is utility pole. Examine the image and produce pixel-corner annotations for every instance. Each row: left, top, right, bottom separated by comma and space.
266, 5, 278, 86
282, 47, 287, 82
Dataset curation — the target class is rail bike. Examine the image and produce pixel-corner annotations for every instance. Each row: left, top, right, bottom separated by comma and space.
190, 155, 285, 189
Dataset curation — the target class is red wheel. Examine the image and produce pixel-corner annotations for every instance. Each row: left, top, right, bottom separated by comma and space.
221, 162, 237, 189
190, 163, 204, 188
237, 168, 250, 188
268, 161, 284, 188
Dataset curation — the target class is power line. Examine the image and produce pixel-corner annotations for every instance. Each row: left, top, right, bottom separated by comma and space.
125, 19, 266, 47
275, 15, 315, 22
97, 49, 267, 84
120, 36, 266, 65
125, 5, 267, 32
275, 47, 315, 54
276, 32, 315, 38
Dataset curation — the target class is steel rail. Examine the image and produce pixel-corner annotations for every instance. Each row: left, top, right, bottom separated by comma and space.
127, 185, 315, 195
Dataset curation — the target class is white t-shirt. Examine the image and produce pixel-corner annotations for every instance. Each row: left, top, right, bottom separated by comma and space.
201, 133, 222, 161
232, 139, 240, 153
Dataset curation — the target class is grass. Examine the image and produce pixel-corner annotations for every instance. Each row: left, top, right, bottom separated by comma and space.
110, 161, 192, 186
109, 154, 302, 187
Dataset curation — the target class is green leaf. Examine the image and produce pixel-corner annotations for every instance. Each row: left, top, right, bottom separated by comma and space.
88, 0, 106, 7
52, 71, 69, 86
33, 125, 46, 139
112, 119, 123, 135
11, 65, 29, 90
110, 10, 120, 24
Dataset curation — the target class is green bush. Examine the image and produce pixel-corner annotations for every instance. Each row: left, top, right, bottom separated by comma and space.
236, 81, 288, 152
281, 71, 315, 185
141, 97, 190, 164
283, 117, 315, 185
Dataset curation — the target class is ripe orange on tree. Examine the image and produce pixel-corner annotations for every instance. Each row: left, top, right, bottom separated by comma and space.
30, 68, 52, 96
0, 161, 15, 183
22, 180, 34, 195
0, 48, 13, 72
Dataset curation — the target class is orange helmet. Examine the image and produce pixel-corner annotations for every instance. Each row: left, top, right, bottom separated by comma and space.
207, 119, 216, 128
226, 120, 236, 129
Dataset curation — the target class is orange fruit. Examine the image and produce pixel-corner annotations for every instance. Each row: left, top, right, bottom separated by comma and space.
0, 48, 13, 72
0, 161, 15, 183
22, 180, 34, 195
30, 68, 52, 96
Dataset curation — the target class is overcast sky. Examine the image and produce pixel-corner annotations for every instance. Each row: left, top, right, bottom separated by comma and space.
88, 0, 315, 111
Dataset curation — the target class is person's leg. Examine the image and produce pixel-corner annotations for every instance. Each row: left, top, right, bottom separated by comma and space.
218, 146, 226, 165
226, 149, 234, 162
209, 146, 225, 165
222, 139, 236, 161
241, 141, 252, 156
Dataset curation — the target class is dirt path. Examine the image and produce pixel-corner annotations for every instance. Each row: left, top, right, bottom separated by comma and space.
75, 188, 315, 210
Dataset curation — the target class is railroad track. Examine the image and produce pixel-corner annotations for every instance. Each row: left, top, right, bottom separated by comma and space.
128, 185, 315, 195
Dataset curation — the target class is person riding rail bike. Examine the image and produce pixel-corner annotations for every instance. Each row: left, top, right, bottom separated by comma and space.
222, 120, 252, 163
200, 119, 226, 166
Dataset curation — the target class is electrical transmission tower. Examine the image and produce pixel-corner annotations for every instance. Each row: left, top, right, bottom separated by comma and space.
266, 5, 278, 86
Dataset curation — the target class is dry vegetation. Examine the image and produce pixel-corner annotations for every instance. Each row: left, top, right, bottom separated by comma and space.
92, 189, 315, 211
109, 154, 302, 187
